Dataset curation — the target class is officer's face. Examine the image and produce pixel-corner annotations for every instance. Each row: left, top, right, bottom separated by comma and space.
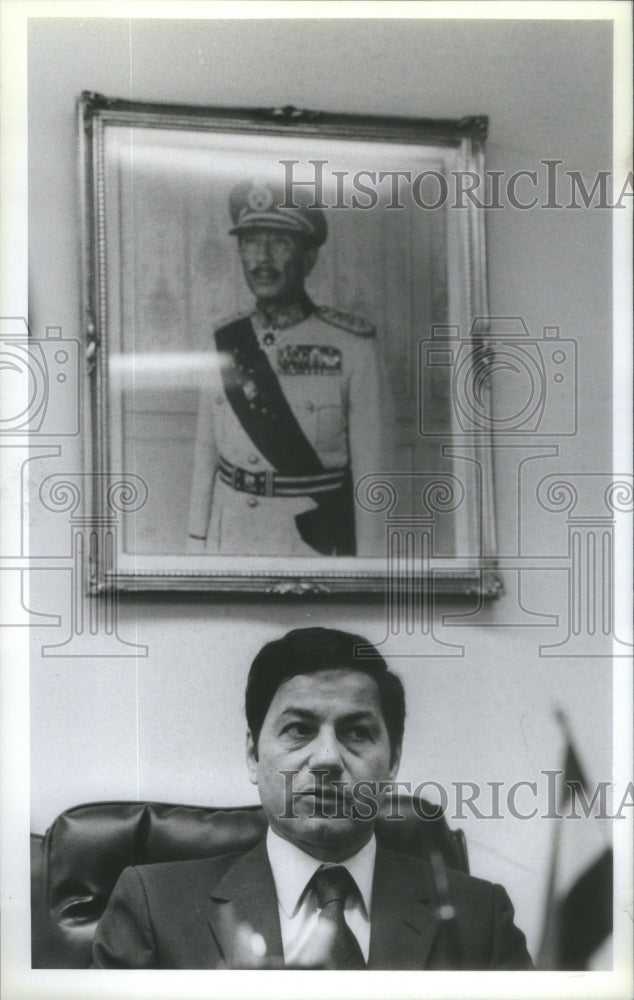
246, 669, 400, 862
238, 229, 315, 306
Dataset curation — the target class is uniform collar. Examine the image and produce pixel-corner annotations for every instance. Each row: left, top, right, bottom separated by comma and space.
266, 826, 376, 920
253, 293, 314, 332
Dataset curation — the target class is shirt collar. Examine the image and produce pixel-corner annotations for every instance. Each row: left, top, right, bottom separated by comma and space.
266, 826, 376, 920
253, 293, 314, 331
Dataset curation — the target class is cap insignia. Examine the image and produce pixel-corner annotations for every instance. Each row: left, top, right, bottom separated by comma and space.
247, 183, 274, 212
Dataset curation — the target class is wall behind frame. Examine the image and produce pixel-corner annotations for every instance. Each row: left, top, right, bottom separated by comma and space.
28, 17, 614, 959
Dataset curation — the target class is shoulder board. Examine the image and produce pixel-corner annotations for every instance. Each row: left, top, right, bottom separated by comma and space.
315, 305, 376, 338
213, 311, 251, 333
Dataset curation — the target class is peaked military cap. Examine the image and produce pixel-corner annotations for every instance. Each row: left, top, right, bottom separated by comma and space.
228, 179, 328, 248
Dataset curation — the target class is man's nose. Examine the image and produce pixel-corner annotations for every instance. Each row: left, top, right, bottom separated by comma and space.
308, 728, 344, 774
252, 236, 273, 263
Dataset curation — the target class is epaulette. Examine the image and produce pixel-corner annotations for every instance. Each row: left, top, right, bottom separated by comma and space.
315, 305, 376, 338
213, 311, 250, 332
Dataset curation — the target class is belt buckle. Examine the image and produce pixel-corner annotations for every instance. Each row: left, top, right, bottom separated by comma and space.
243, 471, 259, 495
264, 470, 275, 498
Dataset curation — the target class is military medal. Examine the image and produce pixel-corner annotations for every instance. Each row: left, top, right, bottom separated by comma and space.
262, 330, 276, 347
253, 298, 311, 353
253, 317, 279, 351
242, 379, 258, 402
277, 344, 342, 375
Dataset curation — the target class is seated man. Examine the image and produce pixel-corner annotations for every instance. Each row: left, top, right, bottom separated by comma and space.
92, 627, 533, 970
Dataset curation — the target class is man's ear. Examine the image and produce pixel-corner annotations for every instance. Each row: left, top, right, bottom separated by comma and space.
246, 730, 259, 785
303, 247, 318, 277
388, 743, 402, 781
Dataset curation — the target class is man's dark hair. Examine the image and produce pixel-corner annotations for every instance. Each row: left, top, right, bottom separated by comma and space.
246, 627, 405, 765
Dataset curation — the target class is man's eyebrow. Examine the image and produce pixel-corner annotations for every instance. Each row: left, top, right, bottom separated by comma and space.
339, 711, 378, 725
277, 708, 318, 720
276, 709, 378, 722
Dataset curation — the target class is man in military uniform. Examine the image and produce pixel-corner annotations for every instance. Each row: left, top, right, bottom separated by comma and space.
188, 179, 383, 556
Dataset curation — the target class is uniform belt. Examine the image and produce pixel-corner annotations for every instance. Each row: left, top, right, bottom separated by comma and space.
218, 457, 348, 498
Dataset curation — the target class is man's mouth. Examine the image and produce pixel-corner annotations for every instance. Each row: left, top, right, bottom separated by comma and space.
297, 788, 349, 808
250, 267, 280, 282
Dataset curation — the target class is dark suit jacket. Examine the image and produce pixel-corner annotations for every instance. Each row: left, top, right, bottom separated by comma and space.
92, 838, 533, 970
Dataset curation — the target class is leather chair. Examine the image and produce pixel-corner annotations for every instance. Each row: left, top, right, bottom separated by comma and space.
31, 799, 468, 968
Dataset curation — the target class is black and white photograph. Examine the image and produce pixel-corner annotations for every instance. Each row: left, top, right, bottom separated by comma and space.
0, 3, 632, 1000
81, 95, 491, 592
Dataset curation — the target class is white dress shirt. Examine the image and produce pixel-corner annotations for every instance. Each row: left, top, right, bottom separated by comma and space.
266, 827, 375, 966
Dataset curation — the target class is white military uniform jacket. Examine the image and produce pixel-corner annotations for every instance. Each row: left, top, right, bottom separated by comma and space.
188, 302, 383, 556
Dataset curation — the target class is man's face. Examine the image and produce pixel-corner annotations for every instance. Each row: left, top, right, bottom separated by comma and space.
246, 669, 400, 861
237, 229, 315, 306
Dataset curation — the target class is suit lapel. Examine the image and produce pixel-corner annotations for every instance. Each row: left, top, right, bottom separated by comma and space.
368, 846, 439, 970
207, 839, 284, 968
206, 840, 441, 970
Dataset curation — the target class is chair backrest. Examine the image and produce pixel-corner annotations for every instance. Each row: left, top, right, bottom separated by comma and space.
32, 798, 468, 968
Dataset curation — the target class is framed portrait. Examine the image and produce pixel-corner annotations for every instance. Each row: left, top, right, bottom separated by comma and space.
79, 93, 497, 594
